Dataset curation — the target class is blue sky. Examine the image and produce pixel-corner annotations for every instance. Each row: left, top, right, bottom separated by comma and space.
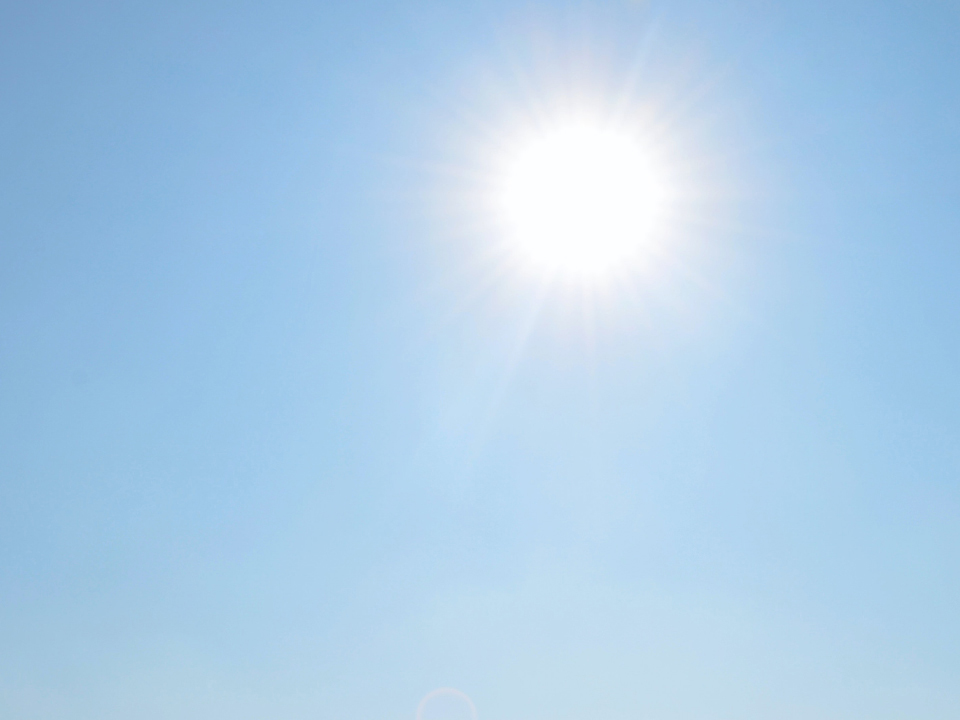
1, 1, 959, 718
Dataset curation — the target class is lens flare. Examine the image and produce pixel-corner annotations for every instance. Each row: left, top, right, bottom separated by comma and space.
417, 688, 478, 720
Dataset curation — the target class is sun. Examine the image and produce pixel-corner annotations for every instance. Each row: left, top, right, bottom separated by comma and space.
497, 120, 666, 279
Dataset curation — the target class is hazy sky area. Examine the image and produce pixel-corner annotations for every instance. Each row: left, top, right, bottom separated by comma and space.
2, 2, 959, 719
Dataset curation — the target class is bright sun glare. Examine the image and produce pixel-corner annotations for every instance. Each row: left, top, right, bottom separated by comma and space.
498, 121, 665, 278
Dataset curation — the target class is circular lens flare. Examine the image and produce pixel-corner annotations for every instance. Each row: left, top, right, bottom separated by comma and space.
499, 121, 664, 278
417, 688, 478, 720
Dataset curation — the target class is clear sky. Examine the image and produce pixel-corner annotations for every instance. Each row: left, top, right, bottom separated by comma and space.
2, 2, 959, 719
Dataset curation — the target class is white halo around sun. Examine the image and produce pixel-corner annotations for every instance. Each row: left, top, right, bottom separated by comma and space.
495, 118, 670, 280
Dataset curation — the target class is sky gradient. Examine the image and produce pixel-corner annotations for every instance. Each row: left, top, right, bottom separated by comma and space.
2, 2, 959, 719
